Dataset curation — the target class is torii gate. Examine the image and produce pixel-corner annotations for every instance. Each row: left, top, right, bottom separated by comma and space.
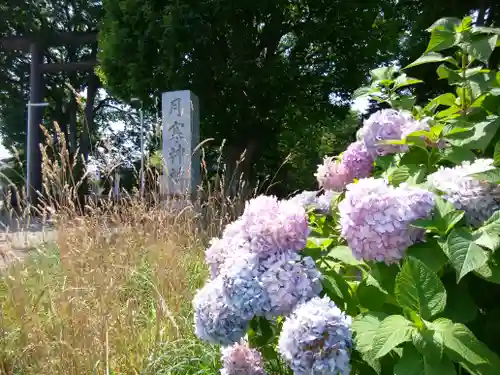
0, 32, 97, 205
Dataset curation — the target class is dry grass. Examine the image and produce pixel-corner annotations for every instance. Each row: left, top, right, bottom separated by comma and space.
0, 125, 256, 375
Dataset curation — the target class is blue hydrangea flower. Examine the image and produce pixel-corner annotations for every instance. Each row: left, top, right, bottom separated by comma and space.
278, 296, 352, 375
259, 251, 323, 317
220, 340, 267, 375
222, 253, 271, 320
193, 278, 249, 345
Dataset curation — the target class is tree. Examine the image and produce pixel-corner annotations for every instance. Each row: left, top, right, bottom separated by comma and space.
99, 0, 406, 191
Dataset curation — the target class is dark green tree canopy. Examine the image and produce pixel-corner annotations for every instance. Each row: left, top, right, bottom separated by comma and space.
99, 0, 405, 185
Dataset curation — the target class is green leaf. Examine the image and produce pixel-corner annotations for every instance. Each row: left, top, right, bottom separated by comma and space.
474, 251, 500, 283
439, 146, 477, 164
354, 86, 378, 99
431, 318, 500, 375
391, 95, 417, 111
426, 18, 461, 33
469, 72, 498, 100
394, 256, 447, 319
446, 228, 490, 282
388, 164, 426, 186
436, 64, 463, 84
372, 315, 416, 358
463, 35, 498, 63
370, 66, 396, 81
327, 245, 364, 265
393, 74, 423, 89
404, 52, 456, 69
357, 274, 388, 310
474, 211, 500, 251
493, 140, 500, 167
406, 239, 448, 272
321, 270, 352, 309
426, 22, 460, 52
471, 168, 500, 183
424, 93, 457, 113
449, 116, 500, 151
415, 196, 465, 235
473, 26, 500, 35
352, 312, 388, 354
394, 345, 456, 375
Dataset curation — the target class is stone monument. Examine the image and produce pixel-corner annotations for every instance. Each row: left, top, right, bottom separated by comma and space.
161, 90, 200, 199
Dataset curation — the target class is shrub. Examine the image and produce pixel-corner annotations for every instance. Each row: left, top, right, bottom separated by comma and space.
192, 16, 500, 375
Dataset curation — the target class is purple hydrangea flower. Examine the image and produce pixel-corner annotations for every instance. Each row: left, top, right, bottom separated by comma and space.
193, 278, 249, 345
221, 340, 267, 375
259, 250, 323, 317
241, 196, 310, 255
341, 141, 374, 180
359, 109, 429, 158
427, 159, 500, 227
338, 178, 435, 264
278, 296, 352, 375
315, 157, 352, 191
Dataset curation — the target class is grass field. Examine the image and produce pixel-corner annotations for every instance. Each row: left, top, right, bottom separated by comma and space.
0, 205, 223, 375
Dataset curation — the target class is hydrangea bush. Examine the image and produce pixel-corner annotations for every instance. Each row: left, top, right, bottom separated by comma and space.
193, 17, 500, 375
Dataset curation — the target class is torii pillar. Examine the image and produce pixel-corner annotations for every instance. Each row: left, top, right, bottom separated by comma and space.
0, 32, 97, 207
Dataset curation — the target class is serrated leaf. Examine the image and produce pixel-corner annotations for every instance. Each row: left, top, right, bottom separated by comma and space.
411, 327, 445, 360
426, 28, 459, 53
394, 257, 447, 319
431, 318, 500, 375
372, 315, 416, 358
449, 116, 500, 151
389, 164, 427, 187
474, 252, 500, 283
446, 228, 490, 282
352, 312, 388, 354
474, 211, 500, 251
404, 52, 457, 70
394, 345, 456, 375
471, 168, 500, 183
327, 245, 364, 265
406, 239, 448, 272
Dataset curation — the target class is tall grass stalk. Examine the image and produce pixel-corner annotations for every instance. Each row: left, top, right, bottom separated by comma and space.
0, 124, 257, 375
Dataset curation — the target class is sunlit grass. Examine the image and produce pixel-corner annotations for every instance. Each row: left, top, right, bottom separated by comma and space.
0, 124, 253, 375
